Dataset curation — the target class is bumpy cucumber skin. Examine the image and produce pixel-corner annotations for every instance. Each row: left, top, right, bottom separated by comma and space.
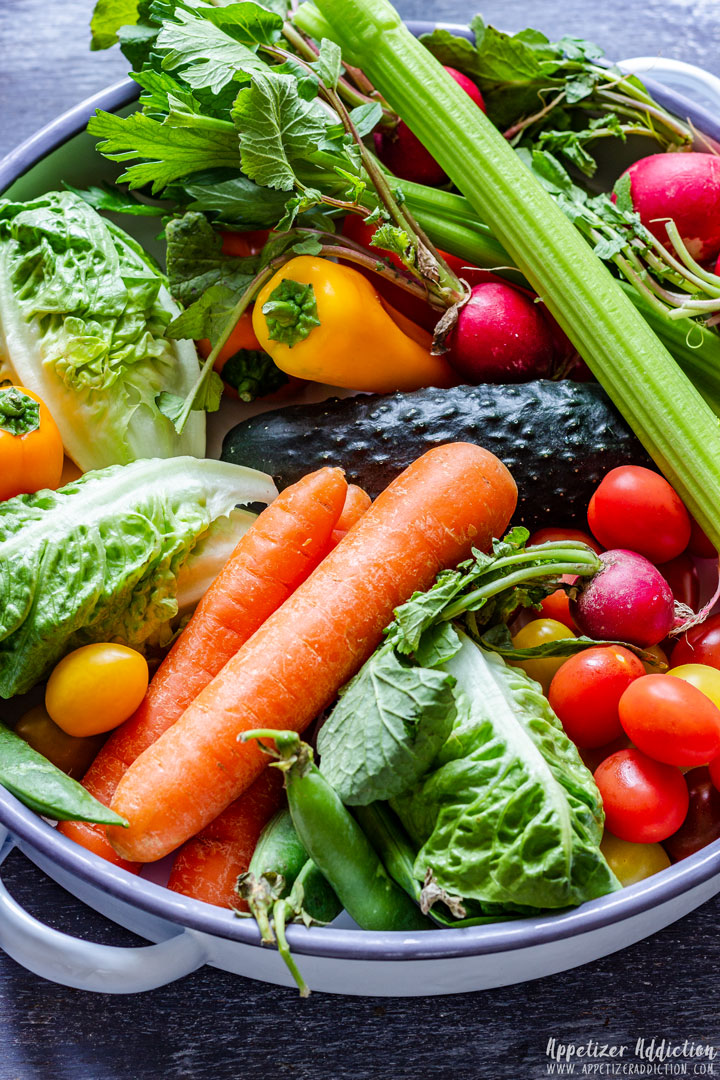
221, 381, 652, 531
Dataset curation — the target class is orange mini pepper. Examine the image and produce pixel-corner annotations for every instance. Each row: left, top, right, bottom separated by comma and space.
0, 385, 63, 500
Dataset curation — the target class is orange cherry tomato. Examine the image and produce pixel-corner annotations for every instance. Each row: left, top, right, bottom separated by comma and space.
0, 385, 63, 500
619, 674, 720, 767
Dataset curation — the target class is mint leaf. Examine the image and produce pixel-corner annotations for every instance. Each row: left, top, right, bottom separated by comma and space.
165, 212, 257, 306
232, 72, 330, 191
261, 279, 320, 346
317, 646, 457, 805
88, 109, 239, 193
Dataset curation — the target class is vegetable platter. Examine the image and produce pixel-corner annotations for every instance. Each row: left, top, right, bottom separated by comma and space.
3, 4, 720, 998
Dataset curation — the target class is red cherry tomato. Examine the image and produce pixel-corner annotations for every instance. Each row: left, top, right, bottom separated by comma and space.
549, 646, 645, 748
619, 674, 720, 767
587, 466, 691, 563
657, 552, 700, 610
527, 527, 603, 554
220, 230, 269, 257
672, 614, 720, 670
594, 749, 689, 843
687, 516, 717, 559
663, 766, 720, 861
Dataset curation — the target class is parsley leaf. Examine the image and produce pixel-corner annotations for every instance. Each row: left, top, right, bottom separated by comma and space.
90, 0, 140, 50
232, 72, 331, 190
155, 6, 267, 95
88, 109, 239, 193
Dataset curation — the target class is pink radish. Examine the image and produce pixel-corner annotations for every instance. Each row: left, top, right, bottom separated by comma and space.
572, 549, 675, 648
374, 67, 485, 186
615, 152, 720, 262
446, 281, 556, 383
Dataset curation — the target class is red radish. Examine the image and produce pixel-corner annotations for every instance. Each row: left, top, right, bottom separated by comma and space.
447, 281, 556, 383
374, 67, 485, 186
572, 549, 675, 647
615, 152, 720, 262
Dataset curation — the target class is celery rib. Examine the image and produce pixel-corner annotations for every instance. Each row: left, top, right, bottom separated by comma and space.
301, 0, 720, 548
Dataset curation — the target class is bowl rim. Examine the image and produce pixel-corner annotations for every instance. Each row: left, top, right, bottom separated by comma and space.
2, 23, 720, 963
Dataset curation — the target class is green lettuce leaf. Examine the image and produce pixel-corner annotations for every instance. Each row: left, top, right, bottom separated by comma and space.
393, 635, 620, 911
0, 457, 276, 698
0, 191, 205, 469
317, 644, 457, 805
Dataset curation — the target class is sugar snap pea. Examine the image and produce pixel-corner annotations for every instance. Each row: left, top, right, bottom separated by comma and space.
241, 731, 432, 933
0, 722, 128, 826
238, 807, 341, 996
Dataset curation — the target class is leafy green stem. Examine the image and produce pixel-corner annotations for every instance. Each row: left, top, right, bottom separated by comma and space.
441, 555, 601, 622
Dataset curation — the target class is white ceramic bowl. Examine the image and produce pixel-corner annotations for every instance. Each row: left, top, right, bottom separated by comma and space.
2, 28, 720, 996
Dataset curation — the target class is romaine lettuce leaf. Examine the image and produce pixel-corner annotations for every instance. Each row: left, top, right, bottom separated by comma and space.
0, 191, 206, 470
0, 457, 276, 697
393, 635, 620, 910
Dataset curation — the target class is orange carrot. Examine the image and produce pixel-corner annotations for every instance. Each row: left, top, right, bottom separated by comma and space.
108, 443, 517, 863
147, 485, 370, 895
166, 766, 285, 909
59, 467, 347, 867
329, 484, 371, 548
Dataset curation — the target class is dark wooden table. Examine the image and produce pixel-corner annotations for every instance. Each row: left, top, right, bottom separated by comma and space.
2, 2, 720, 1077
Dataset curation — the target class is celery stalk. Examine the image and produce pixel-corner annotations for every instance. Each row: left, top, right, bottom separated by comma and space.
299, 0, 720, 548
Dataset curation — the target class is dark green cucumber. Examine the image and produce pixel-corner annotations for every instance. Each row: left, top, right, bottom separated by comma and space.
221, 381, 652, 531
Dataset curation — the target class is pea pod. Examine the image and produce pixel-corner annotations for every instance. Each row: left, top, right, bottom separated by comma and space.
241, 731, 432, 932
238, 807, 342, 996
0, 722, 128, 826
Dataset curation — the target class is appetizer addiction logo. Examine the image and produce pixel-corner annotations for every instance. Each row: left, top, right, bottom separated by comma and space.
543, 1038, 717, 1075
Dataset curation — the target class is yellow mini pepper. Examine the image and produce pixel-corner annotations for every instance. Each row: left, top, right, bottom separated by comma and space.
252, 256, 456, 393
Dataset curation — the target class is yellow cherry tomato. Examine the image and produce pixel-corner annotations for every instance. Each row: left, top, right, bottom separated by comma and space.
512, 618, 576, 694
667, 663, 720, 711
14, 705, 105, 777
600, 830, 671, 887
46, 644, 149, 737
642, 643, 668, 674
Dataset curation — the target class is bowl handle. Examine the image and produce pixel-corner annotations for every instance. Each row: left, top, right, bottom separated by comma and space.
617, 56, 720, 115
0, 829, 207, 993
